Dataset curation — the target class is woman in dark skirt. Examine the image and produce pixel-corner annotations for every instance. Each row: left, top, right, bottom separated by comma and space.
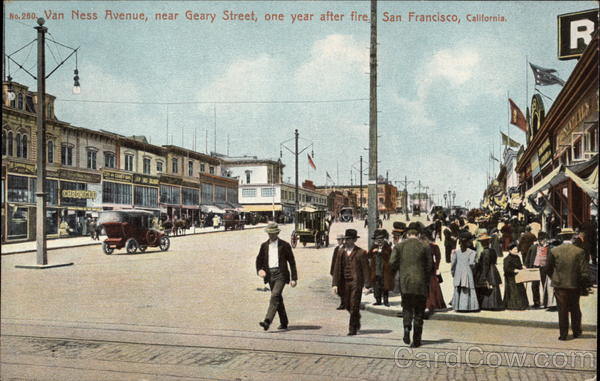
475, 234, 504, 310
503, 244, 529, 310
423, 228, 447, 313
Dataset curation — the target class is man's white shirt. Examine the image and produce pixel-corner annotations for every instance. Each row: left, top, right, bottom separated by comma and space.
268, 239, 279, 268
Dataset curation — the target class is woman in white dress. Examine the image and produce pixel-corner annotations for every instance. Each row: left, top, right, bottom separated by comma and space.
451, 232, 480, 312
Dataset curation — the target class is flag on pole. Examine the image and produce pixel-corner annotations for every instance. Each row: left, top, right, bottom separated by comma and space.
326, 171, 333, 182
501, 132, 521, 148
307, 153, 316, 170
490, 153, 500, 162
529, 63, 565, 86
508, 98, 528, 133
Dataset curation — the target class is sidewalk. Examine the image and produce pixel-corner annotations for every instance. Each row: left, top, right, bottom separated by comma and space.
363, 249, 598, 330
1, 223, 270, 255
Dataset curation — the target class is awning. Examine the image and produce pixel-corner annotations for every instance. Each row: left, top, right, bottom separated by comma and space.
201, 204, 226, 214
243, 204, 282, 212
524, 163, 599, 213
298, 205, 319, 213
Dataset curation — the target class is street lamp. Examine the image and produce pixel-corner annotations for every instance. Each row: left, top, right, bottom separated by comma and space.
72, 69, 80, 94
10, 17, 79, 269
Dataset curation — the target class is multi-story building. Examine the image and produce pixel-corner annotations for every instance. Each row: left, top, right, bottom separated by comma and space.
316, 182, 398, 215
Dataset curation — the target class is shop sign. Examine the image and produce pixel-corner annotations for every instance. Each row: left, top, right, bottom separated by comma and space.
557, 99, 593, 146
8, 162, 36, 175
103, 170, 133, 183
530, 153, 541, 177
160, 174, 182, 185
61, 189, 97, 199
133, 174, 160, 186
59, 169, 102, 183
46, 170, 59, 179
558, 9, 598, 60
182, 180, 199, 188
537, 138, 552, 169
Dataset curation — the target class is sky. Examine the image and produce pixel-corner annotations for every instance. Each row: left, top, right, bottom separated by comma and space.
4, 1, 596, 206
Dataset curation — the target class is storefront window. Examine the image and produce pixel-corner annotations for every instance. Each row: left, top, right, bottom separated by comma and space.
7, 175, 35, 203
46, 208, 59, 235
46, 179, 58, 205
134, 186, 158, 208
182, 187, 199, 205
60, 181, 88, 207
226, 187, 238, 203
7, 206, 28, 239
160, 185, 180, 204
201, 183, 213, 203
102, 181, 132, 205
215, 186, 226, 202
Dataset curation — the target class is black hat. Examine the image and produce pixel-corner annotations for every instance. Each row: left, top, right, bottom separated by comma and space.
344, 229, 360, 240
372, 229, 389, 240
408, 222, 423, 234
392, 222, 407, 235
459, 231, 473, 241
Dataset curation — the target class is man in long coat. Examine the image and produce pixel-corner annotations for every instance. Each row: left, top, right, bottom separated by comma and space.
389, 228, 432, 347
332, 229, 370, 336
330, 234, 346, 310
256, 223, 298, 331
545, 228, 590, 340
368, 229, 394, 306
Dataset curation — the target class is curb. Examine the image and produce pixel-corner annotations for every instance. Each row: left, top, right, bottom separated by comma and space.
364, 304, 597, 330
1, 224, 270, 256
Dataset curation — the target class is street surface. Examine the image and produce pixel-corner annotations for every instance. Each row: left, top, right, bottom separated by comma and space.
1, 216, 597, 380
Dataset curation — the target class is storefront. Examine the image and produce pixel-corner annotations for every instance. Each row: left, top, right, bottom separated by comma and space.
159, 175, 182, 221
102, 169, 134, 210
132, 173, 160, 217
181, 182, 200, 225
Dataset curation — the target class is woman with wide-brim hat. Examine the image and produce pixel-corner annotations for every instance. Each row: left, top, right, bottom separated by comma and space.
475, 234, 504, 310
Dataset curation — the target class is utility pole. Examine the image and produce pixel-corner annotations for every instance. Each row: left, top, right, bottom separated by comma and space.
359, 155, 363, 217
295, 129, 299, 212
417, 180, 422, 212
394, 176, 413, 221
367, 0, 378, 249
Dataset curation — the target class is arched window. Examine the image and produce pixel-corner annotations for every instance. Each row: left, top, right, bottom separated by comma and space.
16, 133, 21, 157
48, 141, 54, 163
21, 135, 27, 158
1, 130, 6, 156
7, 131, 13, 156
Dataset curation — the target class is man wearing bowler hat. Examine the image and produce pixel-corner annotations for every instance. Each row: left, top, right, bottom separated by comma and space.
256, 223, 298, 331
331, 229, 371, 335
545, 227, 590, 340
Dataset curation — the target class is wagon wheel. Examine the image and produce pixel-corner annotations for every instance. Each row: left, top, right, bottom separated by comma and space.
315, 232, 321, 249
291, 231, 298, 248
159, 236, 170, 251
102, 242, 114, 255
139, 245, 147, 253
146, 230, 158, 246
126, 238, 139, 254
324, 233, 329, 248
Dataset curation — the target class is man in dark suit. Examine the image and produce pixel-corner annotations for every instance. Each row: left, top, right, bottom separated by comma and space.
330, 234, 346, 310
518, 226, 537, 265
332, 229, 370, 336
390, 228, 433, 347
545, 227, 590, 341
256, 223, 298, 331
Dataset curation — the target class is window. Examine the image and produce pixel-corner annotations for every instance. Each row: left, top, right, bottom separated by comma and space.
188, 161, 194, 176
16, 133, 21, 157
104, 152, 115, 168
102, 181, 132, 204
60, 181, 87, 207
226, 187, 238, 203
2, 130, 6, 156
584, 127, 597, 153
156, 161, 164, 173
245, 170, 251, 184
17, 93, 23, 109
215, 186, 226, 202
47, 141, 54, 163
124, 154, 134, 171
46, 179, 58, 205
172, 158, 178, 174
572, 136, 583, 161
261, 187, 275, 197
7, 131, 13, 156
19, 134, 27, 158
201, 183, 213, 203
182, 187, 199, 205
160, 185, 180, 204
200, 163, 205, 172
61, 144, 73, 166
87, 150, 97, 169
134, 186, 158, 208
143, 158, 151, 174
47, 102, 53, 119
242, 188, 256, 198
209, 166, 215, 175
8, 175, 35, 203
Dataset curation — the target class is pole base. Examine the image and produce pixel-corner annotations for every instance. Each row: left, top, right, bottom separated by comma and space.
15, 262, 74, 270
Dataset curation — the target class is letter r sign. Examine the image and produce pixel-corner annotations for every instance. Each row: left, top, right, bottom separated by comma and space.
557, 9, 598, 60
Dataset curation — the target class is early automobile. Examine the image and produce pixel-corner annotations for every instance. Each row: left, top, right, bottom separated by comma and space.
223, 210, 245, 230
98, 210, 170, 254
290, 206, 331, 249
339, 207, 354, 222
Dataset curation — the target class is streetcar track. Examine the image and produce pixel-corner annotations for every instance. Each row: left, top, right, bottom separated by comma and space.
1, 333, 595, 373
2, 318, 595, 353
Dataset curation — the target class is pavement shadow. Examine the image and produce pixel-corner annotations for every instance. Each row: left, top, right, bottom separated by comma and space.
278, 325, 322, 332
422, 338, 454, 345
359, 329, 393, 335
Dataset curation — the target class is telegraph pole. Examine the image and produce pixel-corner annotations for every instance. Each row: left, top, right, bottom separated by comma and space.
359, 155, 363, 217
395, 176, 413, 221
367, 0, 378, 250
295, 129, 299, 212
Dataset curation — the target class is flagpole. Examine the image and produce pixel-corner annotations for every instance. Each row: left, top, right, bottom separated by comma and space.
507, 90, 511, 158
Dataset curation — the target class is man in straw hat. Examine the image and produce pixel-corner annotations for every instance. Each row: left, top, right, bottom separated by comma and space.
390, 227, 433, 347
330, 233, 346, 310
331, 229, 371, 336
256, 223, 298, 331
545, 227, 591, 340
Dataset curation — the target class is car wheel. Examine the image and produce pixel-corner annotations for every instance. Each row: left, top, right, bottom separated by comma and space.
102, 242, 114, 255
315, 233, 321, 249
139, 245, 147, 253
126, 238, 139, 254
159, 236, 170, 251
